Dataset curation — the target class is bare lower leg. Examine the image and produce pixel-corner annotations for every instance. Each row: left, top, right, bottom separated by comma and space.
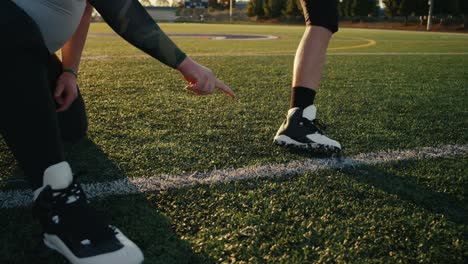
292, 26, 332, 91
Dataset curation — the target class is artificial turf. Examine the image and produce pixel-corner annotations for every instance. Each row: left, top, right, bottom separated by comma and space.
0, 24, 467, 263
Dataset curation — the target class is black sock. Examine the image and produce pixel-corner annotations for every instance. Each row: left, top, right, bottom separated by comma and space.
290, 86, 316, 109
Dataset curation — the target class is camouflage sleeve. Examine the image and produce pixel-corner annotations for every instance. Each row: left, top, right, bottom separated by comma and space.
88, 0, 187, 69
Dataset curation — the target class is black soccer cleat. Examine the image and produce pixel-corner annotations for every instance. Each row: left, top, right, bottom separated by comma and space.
274, 105, 341, 152
33, 180, 144, 264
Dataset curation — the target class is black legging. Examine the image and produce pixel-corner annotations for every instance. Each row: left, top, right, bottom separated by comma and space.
0, 0, 88, 189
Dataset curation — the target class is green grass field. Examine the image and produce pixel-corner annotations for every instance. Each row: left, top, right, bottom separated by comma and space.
0, 23, 467, 263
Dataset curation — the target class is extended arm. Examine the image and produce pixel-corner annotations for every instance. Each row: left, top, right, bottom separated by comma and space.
88, 0, 234, 97
88, 0, 185, 69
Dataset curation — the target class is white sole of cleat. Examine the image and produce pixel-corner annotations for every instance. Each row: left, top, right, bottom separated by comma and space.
274, 135, 341, 152
43, 232, 144, 264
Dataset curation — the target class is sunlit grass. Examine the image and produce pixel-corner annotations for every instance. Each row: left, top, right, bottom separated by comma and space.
0, 24, 467, 263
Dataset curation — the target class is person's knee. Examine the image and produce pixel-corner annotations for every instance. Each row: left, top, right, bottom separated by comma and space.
58, 92, 88, 143
61, 120, 88, 143
60, 121, 88, 144
301, 0, 339, 34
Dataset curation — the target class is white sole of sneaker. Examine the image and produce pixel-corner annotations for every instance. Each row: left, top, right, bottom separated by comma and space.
43, 231, 144, 264
274, 135, 341, 152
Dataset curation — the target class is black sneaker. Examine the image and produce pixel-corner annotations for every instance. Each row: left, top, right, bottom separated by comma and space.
274, 105, 341, 151
33, 180, 144, 264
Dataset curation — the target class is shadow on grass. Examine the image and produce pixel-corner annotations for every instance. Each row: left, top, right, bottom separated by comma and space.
276, 142, 467, 225
275, 144, 343, 159
0, 137, 213, 264
340, 162, 467, 226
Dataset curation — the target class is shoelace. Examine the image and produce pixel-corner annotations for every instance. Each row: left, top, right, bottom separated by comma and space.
36, 181, 116, 244
302, 117, 327, 134
54, 182, 86, 205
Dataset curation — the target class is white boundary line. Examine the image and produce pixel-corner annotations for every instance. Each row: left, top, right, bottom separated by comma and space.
81, 52, 468, 60
341, 27, 468, 36
1, 144, 466, 209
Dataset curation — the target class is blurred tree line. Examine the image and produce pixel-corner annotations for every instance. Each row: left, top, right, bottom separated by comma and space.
245, 0, 468, 28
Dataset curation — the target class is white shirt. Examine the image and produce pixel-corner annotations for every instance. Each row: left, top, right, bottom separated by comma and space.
13, 0, 86, 53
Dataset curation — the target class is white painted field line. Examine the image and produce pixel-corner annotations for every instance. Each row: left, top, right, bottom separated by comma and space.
1, 144, 466, 209
81, 52, 468, 60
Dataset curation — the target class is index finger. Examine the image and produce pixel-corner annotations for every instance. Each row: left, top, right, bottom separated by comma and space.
215, 79, 236, 98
